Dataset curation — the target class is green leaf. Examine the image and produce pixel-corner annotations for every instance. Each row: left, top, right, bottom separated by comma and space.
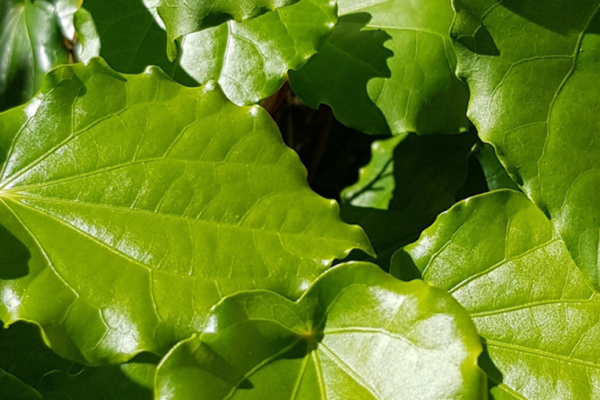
0, 321, 154, 399
37, 362, 155, 400
79, 0, 196, 86
80, 0, 336, 105
392, 190, 600, 399
289, 0, 471, 135
472, 144, 520, 192
71, 7, 100, 62
340, 132, 479, 269
0, 370, 42, 400
0, 0, 70, 112
451, 0, 600, 288
155, 0, 299, 61
0, 58, 372, 364
50, 0, 79, 40
155, 262, 485, 400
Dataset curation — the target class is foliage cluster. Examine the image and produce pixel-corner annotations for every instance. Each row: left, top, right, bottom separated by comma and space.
1, 0, 599, 398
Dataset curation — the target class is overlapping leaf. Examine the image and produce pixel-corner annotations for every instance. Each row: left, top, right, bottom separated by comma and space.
392, 190, 600, 398
0, 59, 372, 364
155, 0, 299, 60
0, 0, 70, 112
0, 370, 42, 400
341, 132, 479, 269
0, 321, 154, 399
289, 0, 471, 135
451, 0, 600, 288
155, 262, 485, 400
80, 0, 336, 105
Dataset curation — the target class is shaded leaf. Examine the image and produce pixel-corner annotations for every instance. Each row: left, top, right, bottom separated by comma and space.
155, 262, 485, 400
80, 0, 336, 105
472, 143, 520, 192
0, 0, 70, 112
155, 0, 299, 60
451, 0, 600, 288
0, 370, 42, 400
0, 59, 372, 364
341, 132, 479, 269
392, 190, 600, 399
0, 321, 154, 399
289, 0, 471, 135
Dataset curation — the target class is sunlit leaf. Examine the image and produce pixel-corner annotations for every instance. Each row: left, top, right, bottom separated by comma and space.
0, 58, 372, 364
155, 262, 485, 400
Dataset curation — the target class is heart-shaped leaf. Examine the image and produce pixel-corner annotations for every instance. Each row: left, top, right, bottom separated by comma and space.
392, 190, 600, 399
451, 0, 600, 288
0, 0, 70, 112
289, 0, 471, 135
0, 58, 372, 364
155, 262, 485, 400
80, 0, 336, 105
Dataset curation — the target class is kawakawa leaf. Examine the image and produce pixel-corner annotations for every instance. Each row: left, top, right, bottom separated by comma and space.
0, 321, 154, 399
451, 0, 600, 288
0, 0, 70, 112
340, 131, 478, 270
80, 0, 336, 105
0, 58, 372, 364
156, 0, 299, 60
472, 143, 520, 193
0, 370, 43, 400
155, 262, 485, 400
289, 0, 471, 135
392, 190, 600, 399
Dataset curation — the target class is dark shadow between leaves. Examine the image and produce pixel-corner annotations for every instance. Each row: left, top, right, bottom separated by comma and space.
502, 0, 599, 35
478, 341, 504, 398
339, 131, 488, 271
0, 223, 30, 279
450, 9, 499, 56
290, 12, 393, 135
83, 0, 195, 85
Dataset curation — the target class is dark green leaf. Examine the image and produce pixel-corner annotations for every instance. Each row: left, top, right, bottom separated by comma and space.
155, 262, 485, 400
341, 132, 479, 269
0, 370, 43, 400
0, 0, 70, 112
0, 59, 372, 364
0, 321, 154, 399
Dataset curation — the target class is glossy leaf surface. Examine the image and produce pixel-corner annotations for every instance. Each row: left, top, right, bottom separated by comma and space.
81, 0, 335, 105
0, 59, 372, 364
156, 0, 298, 60
392, 190, 600, 399
289, 0, 470, 135
452, 0, 600, 288
155, 262, 485, 400
0, 0, 70, 112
